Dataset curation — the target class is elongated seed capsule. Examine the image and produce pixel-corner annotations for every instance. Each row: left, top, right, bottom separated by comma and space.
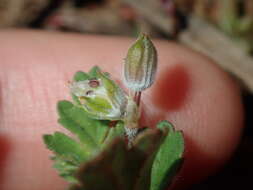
124, 33, 157, 92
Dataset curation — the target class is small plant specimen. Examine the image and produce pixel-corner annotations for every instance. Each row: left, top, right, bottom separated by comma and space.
43, 34, 185, 190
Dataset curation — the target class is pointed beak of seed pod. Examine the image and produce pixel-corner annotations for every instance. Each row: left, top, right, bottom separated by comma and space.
124, 33, 158, 92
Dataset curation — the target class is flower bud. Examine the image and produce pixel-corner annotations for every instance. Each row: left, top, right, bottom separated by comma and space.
124, 33, 157, 91
70, 70, 127, 120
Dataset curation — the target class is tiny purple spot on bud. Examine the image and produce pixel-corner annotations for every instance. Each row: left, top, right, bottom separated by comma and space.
86, 90, 94, 96
88, 79, 100, 88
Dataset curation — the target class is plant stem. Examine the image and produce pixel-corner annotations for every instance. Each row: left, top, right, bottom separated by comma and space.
134, 91, 142, 106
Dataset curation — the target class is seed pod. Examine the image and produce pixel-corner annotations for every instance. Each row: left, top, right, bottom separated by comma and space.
124, 33, 158, 91
70, 70, 128, 120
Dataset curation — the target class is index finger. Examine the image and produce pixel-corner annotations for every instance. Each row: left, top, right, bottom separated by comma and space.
0, 30, 244, 190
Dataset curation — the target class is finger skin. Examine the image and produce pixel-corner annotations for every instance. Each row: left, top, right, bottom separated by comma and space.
0, 30, 244, 190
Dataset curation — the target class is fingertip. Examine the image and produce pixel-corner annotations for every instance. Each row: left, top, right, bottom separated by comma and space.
141, 42, 244, 188
0, 31, 244, 189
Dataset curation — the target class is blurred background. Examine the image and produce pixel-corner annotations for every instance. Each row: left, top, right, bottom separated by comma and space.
0, 0, 252, 189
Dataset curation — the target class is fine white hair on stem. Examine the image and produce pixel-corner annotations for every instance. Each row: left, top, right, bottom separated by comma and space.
124, 127, 138, 147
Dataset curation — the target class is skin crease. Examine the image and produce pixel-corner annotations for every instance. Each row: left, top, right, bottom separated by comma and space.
0, 30, 244, 190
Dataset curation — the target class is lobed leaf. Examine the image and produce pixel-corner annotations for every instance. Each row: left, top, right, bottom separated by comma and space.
52, 156, 79, 183
73, 71, 90, 81
44, 86, 126, 184
57, 100, 109, 152
71, 138, 147, 190
74, 66, 110, 81
88, 66, 101, 78
43, 132, 88, 164
150, 120, 184, 190
133, 129, 163, 190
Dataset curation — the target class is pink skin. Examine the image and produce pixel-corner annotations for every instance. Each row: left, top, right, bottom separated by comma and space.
0, 30, 244, 190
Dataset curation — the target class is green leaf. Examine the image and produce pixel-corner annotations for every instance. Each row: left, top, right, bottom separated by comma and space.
89, 66, 101, 78
72, 138, 147, 190
150, 121, 184, 190
133, 128, 162, 154
133, 129, 163, 190
43, 132, 88, 164
44, 98, 126, 183
88, 66, 111, 79
57, 100, 109, 151
101, 121, 125, 148
52, 156, 79, 183
73, 71, 90, 81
